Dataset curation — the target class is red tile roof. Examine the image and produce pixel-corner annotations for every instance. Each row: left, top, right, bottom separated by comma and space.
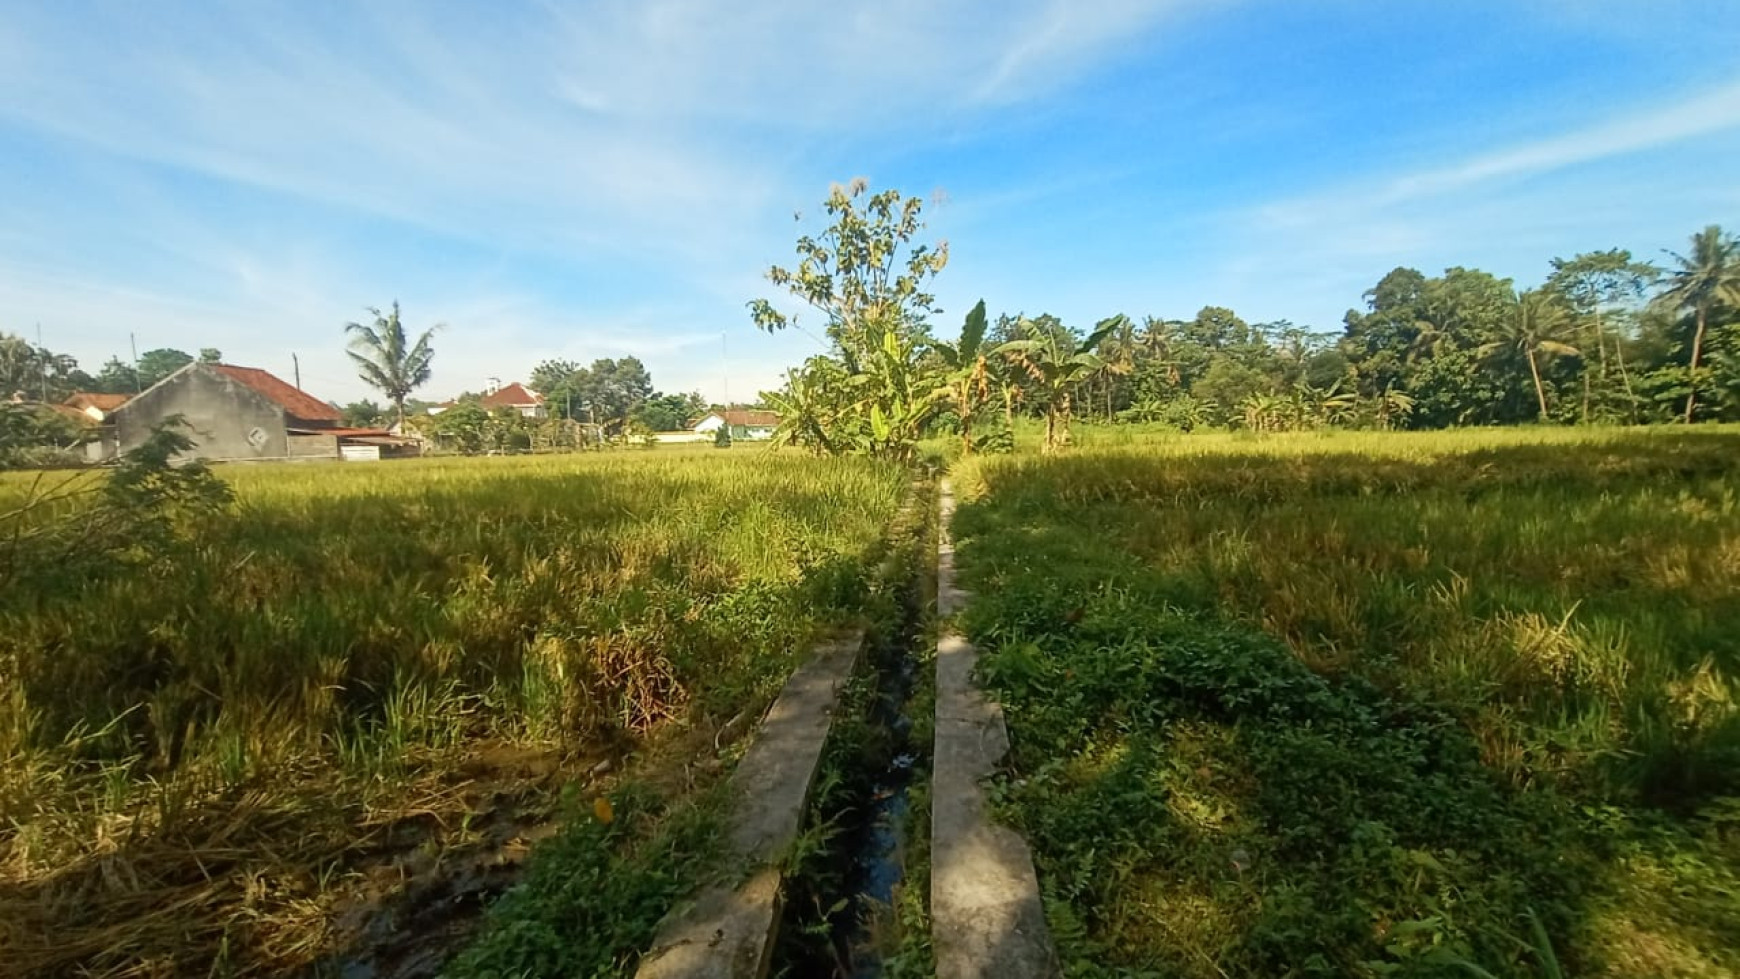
479, 382, 543, 408
65, 392, 129, 413
209, 364, 342, 423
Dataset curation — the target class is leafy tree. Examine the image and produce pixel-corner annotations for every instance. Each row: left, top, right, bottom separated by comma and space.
136, 348, 194, 388
1191, 358, 1272, 420
344, 302, 438, 427
998, 315, 1122, 453
341, 400, 387, 428
530, 359, 582, 403
1547, 249, 1657, 422
751, 180, 948, 460
198, 347, 223, 363
0, 333, 86, 402
1477, 291, 1580, 422
632, 392, 706, 432
1655, 225, 1740, 422
93, 356, 141, 395
749, 178, 947, 348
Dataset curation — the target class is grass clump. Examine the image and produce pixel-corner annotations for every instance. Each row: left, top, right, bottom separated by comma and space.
953, 426, 1740, 977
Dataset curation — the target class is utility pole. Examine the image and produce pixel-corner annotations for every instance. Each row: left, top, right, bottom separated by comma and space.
129, 332, 141, 394
36, 322, 47, 403
292, 352, 302, 390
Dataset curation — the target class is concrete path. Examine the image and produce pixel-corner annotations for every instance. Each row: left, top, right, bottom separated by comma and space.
931, 479, 1060, 979
636, 631, 864, 979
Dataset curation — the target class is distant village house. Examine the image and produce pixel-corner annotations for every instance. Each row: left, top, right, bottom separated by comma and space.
109, 362, 415, 463
692, 409, 779, 441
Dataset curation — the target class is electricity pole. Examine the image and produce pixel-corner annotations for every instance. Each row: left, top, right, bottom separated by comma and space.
36, 322, 47, 403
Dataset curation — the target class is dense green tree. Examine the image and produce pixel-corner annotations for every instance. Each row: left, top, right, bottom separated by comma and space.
345, 302, 438, 427
538, 358, 653, 431
136, 348, 194, 388
1655, 225, 1740, 422
198, 347, 223, 364
0, 333, 88, 402
341, 400, 387, 428
632, 391, 707, 432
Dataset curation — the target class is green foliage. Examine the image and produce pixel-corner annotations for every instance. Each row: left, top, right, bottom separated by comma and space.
135, 347, 194, 388
341, 399, 387, 428
997, 314, 1122, 453
444, 783, 724, 979
533, 357, 655, 431
0, 333, 90, 402
345, 301, 439, 425
0, 417, 232, 593
751, 180, 949, 462
632, 391, 707, 432
952, 429, 1740, 976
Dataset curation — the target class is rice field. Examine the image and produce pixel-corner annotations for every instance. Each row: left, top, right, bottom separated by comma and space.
952, 426, 1740, 977
0, 450, 907, 977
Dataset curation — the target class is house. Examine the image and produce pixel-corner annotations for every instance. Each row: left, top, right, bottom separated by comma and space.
110, 362, 415, 463
692, 409, 780, 441
63, 392, 129, 422
427, 381, 546, 419
479, 382, 547, 419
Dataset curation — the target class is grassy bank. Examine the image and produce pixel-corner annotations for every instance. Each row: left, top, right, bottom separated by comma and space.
952, 426, 1740, 977
1, 450, 906, 977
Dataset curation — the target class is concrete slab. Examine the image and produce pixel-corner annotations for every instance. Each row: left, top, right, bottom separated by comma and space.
636, 632, 863, 979
931, 480, 1060, 979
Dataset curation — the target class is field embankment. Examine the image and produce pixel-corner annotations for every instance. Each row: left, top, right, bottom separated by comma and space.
0, 451, 906, 977
952, 427, 1740, 977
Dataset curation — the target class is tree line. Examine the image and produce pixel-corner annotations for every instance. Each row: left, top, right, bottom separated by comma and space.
755, 180, 1740, 458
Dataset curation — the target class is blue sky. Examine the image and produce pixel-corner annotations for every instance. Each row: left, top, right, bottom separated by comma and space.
3, 1, 1737, 405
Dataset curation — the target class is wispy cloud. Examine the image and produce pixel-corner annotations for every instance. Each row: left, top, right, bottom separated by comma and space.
1261, 77, 1740, 229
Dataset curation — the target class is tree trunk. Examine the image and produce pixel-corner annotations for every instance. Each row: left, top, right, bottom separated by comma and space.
1043, 405, 1057, 455
1528, 347, 1549, 422
1684, 305, 1709, 424
1058, 389, 1074, 447
1613, 329, 1639, 425
959, 387, 973, 457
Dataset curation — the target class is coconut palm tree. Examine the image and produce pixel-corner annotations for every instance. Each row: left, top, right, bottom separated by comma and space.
996, 315, 1122, 453
1477, 290, 1580, 422
345, 302, 439, 428
933, 300, 991, 456
1656, 225, 1740, 423
1094, 315, 1138, 421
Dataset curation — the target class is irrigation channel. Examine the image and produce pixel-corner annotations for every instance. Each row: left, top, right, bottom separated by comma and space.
769, 479, 935, 977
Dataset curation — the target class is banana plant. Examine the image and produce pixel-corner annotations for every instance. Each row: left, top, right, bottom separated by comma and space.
996, 314, 1124, 454
932, 300, 991, 456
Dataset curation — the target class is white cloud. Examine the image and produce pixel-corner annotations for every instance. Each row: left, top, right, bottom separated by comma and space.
1260, 77, 1740, 230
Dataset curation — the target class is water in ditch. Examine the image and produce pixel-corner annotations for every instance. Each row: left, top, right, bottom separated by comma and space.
771, 492, 930, 978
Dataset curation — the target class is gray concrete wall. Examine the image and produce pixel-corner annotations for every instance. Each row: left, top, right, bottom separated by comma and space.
288, 434, 338, 460
115, 367, 287, 462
